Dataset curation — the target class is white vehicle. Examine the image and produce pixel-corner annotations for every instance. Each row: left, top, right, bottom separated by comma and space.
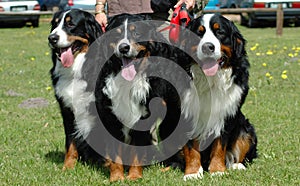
240, 0, 300, 27
0, 0, 40, 27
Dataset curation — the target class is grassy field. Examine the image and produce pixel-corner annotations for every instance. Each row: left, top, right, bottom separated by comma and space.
0, 19, 299, 185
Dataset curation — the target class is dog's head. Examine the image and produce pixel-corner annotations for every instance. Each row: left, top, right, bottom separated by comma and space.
105, 14, 165, 81
186, 14, 247, 76
48, 9, 102, 68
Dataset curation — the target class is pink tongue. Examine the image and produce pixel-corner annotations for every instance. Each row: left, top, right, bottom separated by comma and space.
121, 64, 136, 81
61, 48, 74, 68
201, 61, 219, 76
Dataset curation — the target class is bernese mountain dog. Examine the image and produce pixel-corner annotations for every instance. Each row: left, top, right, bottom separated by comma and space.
93, 14, 190, 181
179, 14, 258, 180
48, 9, 103, 170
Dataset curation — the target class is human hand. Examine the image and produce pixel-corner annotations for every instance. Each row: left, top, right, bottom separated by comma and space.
174, 0, 196, 10
95, 12, 107, 31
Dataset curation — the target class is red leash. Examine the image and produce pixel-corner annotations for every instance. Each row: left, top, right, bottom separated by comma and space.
160, 4, 192, 44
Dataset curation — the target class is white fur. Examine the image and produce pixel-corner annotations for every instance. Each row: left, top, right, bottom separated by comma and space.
50, 10, 71, 48
229, 163, 246, 170
52, 12, 95, 140
182, 14, 243, 149
183, 167, 204, 181
183, 65, 243, 149
114, 19, 139, 58
197, 14, 222, 61
54, 54, 95, 140
102, 72, 150, 143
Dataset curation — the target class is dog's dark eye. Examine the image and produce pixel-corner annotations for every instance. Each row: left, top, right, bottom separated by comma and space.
132, 31, 141, 38
197, 25, 205, 37
66, 21, 75, 28
216, 30, 226, 38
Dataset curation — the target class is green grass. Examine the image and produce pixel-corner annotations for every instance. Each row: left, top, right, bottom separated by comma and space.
0, 21, 299, 185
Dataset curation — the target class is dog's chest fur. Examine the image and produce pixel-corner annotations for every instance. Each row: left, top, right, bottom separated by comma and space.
102, 73, 150, 142
53, 53, 95, 139
183, 64, 243, 145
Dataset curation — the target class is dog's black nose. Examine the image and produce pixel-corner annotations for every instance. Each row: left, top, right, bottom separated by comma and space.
118, 43, 130, 54
48, 34, 59, 44
202, 42, 215, 55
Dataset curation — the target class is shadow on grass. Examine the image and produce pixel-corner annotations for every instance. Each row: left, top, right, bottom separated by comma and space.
44, 150, 110, 178
45, 150, 65, 165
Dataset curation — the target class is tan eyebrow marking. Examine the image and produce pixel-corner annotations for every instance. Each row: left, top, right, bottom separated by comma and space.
198, 25, 205, 32
213, 23, 220, 30
65, 16, 71, 22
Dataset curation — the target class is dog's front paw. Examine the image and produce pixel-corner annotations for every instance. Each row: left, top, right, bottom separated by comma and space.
183, 166, 204, 181
229, 163, 246, 170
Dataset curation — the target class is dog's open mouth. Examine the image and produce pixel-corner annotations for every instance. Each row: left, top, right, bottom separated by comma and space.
121, 57, 142, 81
200, 55, 226, 76
55, 42, 82, 68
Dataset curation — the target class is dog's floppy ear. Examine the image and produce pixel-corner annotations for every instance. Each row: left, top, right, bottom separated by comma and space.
84, 12, 103, 43
230, 21, 246, 59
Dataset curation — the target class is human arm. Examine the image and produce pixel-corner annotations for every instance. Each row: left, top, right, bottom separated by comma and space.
174, 0, 196, 10
95, 0, 107, 29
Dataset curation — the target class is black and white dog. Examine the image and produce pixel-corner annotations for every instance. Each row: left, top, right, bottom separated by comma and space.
48, 9, 103, 170
93, 14, 190, 181
179, 14, 258, 180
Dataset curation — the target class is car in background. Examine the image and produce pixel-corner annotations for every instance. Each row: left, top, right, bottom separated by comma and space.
204, 0, 221, 10
38, 0, 60, 11
240, 0, 300, 27
0, 0, 40, 27
60, 0, 94, 11
220, 0, 243, 8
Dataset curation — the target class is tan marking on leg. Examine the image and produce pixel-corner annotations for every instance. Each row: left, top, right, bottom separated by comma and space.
233, 135, 251, 163
109, 155, 125, 182
209, 137, 226, 173
62, 140, 78, 170
127, 153, 143, 180
183, 140, 201, 175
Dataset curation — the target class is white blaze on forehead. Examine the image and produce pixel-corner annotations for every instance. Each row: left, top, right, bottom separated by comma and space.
50, 10, 72, 47
120, 19, 130, 45
197, 14, 221, 60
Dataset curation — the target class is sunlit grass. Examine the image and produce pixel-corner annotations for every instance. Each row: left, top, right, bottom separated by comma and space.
0, 21, 299, 185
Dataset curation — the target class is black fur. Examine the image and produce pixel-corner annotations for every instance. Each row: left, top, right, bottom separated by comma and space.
186, 14, 257, 170
49, 9, 104, 165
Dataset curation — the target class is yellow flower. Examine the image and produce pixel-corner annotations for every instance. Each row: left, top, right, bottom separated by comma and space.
250, 46, 257, 51
266, 50, 273, 55
269, 76, 273, 80
283, 46, 287, 50
45, 52, 50, 56
46, 86, 52, 91
256, 52, 261, 56
288, 53, 294, 57
282, 70, 287, 74
281, 74, 288, 79
262, 63, 267, 67
30, 57, 35, 61
265, 72, 271, 77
